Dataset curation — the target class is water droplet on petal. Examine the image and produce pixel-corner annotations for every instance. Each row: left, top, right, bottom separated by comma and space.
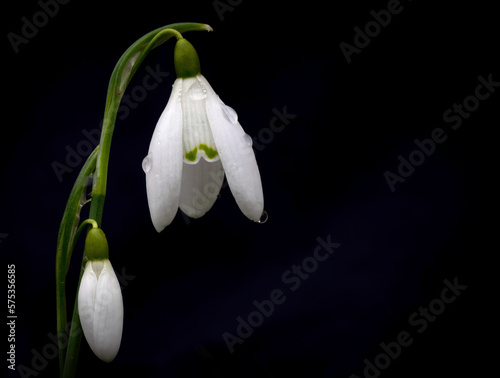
142, 155, 152, 174
187, 81, 207, 101
243, 134, 253, 146
257, 211, 268, 224
221, 103, 238, 124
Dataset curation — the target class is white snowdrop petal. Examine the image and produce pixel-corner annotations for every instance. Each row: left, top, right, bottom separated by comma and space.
78, 260, 123, 363
78, 263, 98, 351
181, 77, 219, 164
179, 159, 224, 218
201, 75, 264, 221
145, 79, 184, 232
93, 260, 123, 362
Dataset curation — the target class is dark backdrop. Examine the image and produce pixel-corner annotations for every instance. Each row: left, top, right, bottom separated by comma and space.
2, 0, 497, 377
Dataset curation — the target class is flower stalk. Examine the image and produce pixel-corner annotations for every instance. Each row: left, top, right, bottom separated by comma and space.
55, 22, 212, 378
56, 148, 98, 375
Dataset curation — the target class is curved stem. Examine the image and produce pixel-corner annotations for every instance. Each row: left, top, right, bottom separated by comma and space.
57, 22, 212, 378
55, 147, 98, 376
70, 219, 99, 255
62, 256, 87, 378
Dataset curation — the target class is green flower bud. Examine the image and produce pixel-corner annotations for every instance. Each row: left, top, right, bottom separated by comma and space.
84, 228, 109, 260
174, 38, 201, 78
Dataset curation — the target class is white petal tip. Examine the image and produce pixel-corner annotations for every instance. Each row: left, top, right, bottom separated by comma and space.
95, 349, 119, 363
151, 211, 176, 233
153, 223, 166, 233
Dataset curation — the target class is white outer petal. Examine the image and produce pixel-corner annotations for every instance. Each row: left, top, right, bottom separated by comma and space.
78, 262, 98, 353
92, 260, 123, 362
179, 159, 224, 218
145, 79, 184, 232
78, 260, 123, 363
201, 75, 264, 221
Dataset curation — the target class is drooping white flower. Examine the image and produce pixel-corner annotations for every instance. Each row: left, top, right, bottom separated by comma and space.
78, 258, 123, 362
143, 38, 264, 232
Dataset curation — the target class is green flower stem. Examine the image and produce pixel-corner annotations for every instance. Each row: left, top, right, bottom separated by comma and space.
62, 258, 86, 378
70, 219, 99, 255
55, 147, 98, 376
56, 22, 212, 378
62, 221, 98, 378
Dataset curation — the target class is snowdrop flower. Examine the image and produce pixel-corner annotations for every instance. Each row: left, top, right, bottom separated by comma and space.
78, 227, 123, 362
143, 38, 264, 232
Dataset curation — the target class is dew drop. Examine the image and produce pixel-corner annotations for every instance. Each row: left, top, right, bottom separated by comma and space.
243, 133, 253, 146
187, 81, 207, 100
142, 155, 152, 174
257, 210, 268, 224
221, 103, 238, 124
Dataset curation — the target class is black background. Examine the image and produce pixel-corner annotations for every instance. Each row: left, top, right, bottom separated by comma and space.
2, 0, 497, 377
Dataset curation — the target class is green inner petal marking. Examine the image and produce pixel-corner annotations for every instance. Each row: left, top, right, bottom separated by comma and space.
185, 145, 218, 161
185, 147, 198, 161
199, 144, 218, 159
